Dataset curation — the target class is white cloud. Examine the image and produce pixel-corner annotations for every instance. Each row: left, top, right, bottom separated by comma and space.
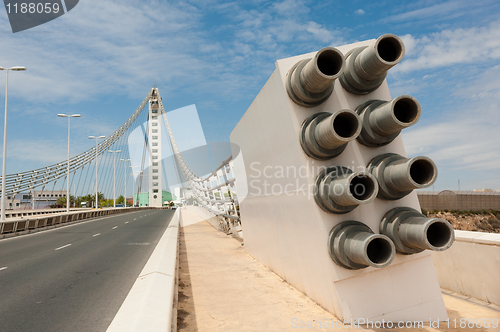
273, 0, 310, 16
402, 65, 500, 172
394, 19, 500, 73
355, 9, 365, 15
382, 0, 498, 24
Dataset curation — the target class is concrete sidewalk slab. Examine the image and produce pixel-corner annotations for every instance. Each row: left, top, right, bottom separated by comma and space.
177, 210, 500, 331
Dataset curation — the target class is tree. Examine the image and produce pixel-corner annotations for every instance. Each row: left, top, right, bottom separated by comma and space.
116, 195, 125, 205
79, 192, 105, 208
54, 195, 75, 208
80, 194, 93, 207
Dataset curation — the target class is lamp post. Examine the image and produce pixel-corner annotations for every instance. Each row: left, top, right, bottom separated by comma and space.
108, 150, 121, 208
89, 135, 105, 209
120, 159, 130, 207
0, 66, 26, 221
58, 114, 81, 213
129, 166, 138, 207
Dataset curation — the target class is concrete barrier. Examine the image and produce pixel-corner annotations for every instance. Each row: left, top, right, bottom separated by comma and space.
4, 207, 92, 219
0, 207, 165, 238
431, 230, 500, 305
106, 208, 180, 332
186, 205, 218, 228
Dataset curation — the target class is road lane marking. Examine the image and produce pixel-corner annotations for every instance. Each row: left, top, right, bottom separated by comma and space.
125, 221, 129, 224
55, 244, 72, 251
0, 267, 7, 271
134, 218, 137, 220
93, 233, 101, 237
112, 226, 118, 229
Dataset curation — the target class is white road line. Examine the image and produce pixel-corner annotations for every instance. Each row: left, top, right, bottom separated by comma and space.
133, 218, 136, 220
112, 226, 118, 229
93, 233, 101, 237
55, 244, 72, 251
0, 267, 7, 271
125, 221, 129, 224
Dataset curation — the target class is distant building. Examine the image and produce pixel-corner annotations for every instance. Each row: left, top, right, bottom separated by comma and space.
133, 191, 176, 207
473, 189, 494, 192
6, 190, 67, 210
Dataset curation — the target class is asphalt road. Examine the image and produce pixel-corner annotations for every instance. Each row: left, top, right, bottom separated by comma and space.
0, 209, 174, 332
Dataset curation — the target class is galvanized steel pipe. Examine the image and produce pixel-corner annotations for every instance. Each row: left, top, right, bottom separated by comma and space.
314, 166, 378, 214
368, 153, 437, 200
380, 207, 455, 254
340, 34, 405, 94
356, 95, 421, 147
287, 47, 345, 107
328, 221, 395, 270
300, 110, 361, 160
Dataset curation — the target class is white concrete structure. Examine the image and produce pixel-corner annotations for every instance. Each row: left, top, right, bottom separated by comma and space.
230, 39, 447, 322
432, 230, 500, 306
148, 88, 163, 207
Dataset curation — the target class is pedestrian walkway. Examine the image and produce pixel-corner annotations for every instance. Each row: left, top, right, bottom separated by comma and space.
177, 209, 500, 332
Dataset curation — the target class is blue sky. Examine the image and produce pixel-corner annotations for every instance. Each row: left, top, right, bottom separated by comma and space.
0, 0, 500, 191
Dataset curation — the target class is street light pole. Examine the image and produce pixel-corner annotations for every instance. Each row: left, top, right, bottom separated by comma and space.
129, 166, 138, 207
89, 135, 105, 209
120, 159, 130, 207
109, 150, 121, 208
58, 114, 81, 213
0, 66, 26, 221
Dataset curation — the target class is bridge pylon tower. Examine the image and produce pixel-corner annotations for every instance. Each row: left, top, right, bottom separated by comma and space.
147, 88, 162, 207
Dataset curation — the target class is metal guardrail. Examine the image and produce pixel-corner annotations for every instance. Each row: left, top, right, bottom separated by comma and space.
0, 207, 166, 236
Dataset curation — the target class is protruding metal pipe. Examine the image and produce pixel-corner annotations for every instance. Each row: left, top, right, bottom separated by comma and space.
383, 157, 436, 191
340, 34, 405, 95
356, 34, 405, 79
356, 95, 421, 147
287, 47, 345, 107
368, 153, 437, 200
329, 221, 395, 270
381, 207, 455, 254
314, 166, 378, 214
300, 110, 361, 160
369, 96, 420, 135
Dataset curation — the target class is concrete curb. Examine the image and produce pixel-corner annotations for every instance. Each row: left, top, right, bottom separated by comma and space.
106, 209, 180, 332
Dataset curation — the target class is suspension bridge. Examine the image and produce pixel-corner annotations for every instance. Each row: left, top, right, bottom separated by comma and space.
0, 87, 240, 231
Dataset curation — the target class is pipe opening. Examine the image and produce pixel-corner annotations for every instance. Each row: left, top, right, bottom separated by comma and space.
377, 36, 403, 63
333, 112, 359, 138
427, 221, 452, 248
317, 49, 343, 76
394, 98, 419, 124
367, 238, 393, 264
410, 159, 435, 186
350, 176, 376, 201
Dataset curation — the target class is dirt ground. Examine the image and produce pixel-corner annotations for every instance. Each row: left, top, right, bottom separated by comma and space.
424, 209, 500, 233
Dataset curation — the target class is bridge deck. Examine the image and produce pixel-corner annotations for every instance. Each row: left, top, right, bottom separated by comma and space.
177, 209, 500, 331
